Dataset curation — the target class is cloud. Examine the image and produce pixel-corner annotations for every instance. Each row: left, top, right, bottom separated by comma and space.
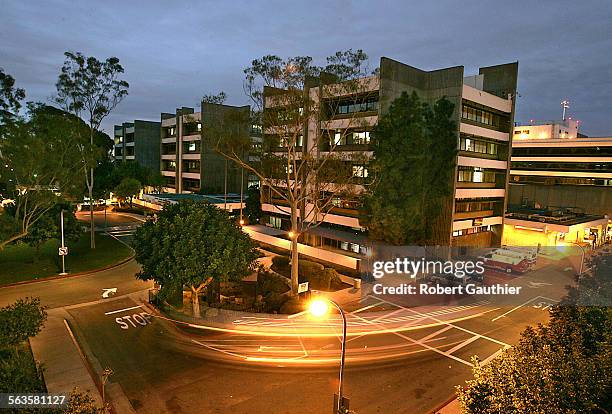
1, 0, 611, 135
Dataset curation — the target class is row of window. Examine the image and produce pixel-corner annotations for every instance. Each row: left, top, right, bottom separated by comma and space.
512, 147, 612, 156
452, 225, 491, 237
512, 162, 612, 172
329, 129, 371, 146
460, 135, 504, 156
461, 103, 510, 132
328, 95, 379, 116
511, 175, 612, 187
183, 160, 200, 173
457, 166, 497, 183
455, 200, 498, 213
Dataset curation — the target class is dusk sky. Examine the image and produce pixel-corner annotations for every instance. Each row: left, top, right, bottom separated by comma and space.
2, 0, 611, 136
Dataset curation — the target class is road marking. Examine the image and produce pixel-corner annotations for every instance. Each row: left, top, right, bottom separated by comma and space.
115, 312, 152, 329
491, 295, 557, 322
445, 335, 480, 355
105, 305, 142, 315
102, 288, 117, 298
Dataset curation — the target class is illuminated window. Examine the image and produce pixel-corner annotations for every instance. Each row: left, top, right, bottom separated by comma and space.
352, 165, 368, 178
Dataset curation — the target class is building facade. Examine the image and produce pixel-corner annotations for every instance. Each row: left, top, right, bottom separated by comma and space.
254, 57, 518, 268
113, 120, 161, 172
160, 103, 258, 194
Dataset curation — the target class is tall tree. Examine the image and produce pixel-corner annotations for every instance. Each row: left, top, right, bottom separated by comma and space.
361, 91, 457, 245
132, 201, 259, 316
206, 50, 374, 295
54, 52, 129, 249
0, 104, 85, 249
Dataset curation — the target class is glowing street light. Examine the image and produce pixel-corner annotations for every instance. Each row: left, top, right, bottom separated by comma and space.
239, 219, 245, 226
288, 230, 296, 239
309, 298, 348, 413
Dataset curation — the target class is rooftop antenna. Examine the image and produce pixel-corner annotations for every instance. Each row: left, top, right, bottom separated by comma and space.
561, 99, 570, 121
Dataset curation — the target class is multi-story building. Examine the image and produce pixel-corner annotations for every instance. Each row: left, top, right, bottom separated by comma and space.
509, 136, 612, 212
250, 57, 518, 269
159, 103, 256, 194
113, 120, 161, 172
513, 118, 581, 140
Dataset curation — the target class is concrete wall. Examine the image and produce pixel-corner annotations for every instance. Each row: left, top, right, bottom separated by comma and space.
509, 183, 612, 216
200, 102, 250, 194
378, 57, 465, 246
134, 120, 161, 173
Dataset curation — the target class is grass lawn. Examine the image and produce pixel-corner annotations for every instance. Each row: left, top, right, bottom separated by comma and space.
0, 233, 133, 285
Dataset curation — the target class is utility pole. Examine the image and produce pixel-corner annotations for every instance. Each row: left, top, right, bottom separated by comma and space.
59, 210, 67, 275
239, 167, 244, 225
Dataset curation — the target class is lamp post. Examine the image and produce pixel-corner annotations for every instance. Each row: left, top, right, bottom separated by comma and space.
309, 298, 348, 414
59, 209, 67, 275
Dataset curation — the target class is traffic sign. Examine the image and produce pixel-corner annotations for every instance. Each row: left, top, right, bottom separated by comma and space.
298, 282, 309, 293
58, 247, 68, 256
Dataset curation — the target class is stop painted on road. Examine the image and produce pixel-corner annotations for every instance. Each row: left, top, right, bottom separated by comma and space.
115, 312, 152, 330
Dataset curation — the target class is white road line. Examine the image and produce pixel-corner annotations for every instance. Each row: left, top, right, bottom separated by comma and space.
370, 295, 509, 348
350, 302, 383, 314
491, 295, 548, 322
419, 325, 453, 343
104, 305, 142, 315
445, 335, 480, 355
351, 311, 473, 367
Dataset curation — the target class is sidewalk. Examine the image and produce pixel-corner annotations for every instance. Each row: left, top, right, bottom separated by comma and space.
29, 308, 103, 405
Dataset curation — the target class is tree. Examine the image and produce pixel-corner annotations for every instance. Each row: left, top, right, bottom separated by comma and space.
132, 201, 259, 316
23, 204, 82, 258
206, 50, 375, 295
114, 177, 141, 208
0, 297, 47, 349
0, 104, 86, 249
55, 52, 129, 249
362, 91, 457, 245
456, 257, 612, 414
0, 68, 25, 120
244, 184, 262, 224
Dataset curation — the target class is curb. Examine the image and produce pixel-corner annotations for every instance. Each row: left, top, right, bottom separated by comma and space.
429, 394, 459, 414
0, 254, 135, 289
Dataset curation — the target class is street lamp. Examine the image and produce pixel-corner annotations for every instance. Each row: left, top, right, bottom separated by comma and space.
309, 298, 348, 414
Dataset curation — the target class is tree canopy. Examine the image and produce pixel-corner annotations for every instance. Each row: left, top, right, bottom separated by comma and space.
361, 91, 457, 245
0, 104, 88, 249
0, 297, 47, 348
114, 177, 141, 207
457, 255, 612, 413
206, 49, 375, 295
132, 201, 259, 315
54, 51, 129, 249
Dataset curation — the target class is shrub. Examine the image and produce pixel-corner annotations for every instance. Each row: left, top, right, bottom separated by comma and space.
309, 268, 344, 291
280, 298, 305, 314
257, 270, 290, 295
298, 260, 324, 279
271, 255, 290, 269
263, 292, 288, 313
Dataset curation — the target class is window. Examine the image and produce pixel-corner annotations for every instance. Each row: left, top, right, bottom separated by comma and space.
460, 134, 502, 157
352, 165, 368, 178
473, 168, 484, 183
461, 103, 509, 131
197, 122, 202, 131
335, 95, 379, 115
269, 216, 282, 229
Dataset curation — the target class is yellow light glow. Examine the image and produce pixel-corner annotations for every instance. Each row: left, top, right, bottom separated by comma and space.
239, 219, 245, 226
288, 230, 295, 239
309, 299, 330, 318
